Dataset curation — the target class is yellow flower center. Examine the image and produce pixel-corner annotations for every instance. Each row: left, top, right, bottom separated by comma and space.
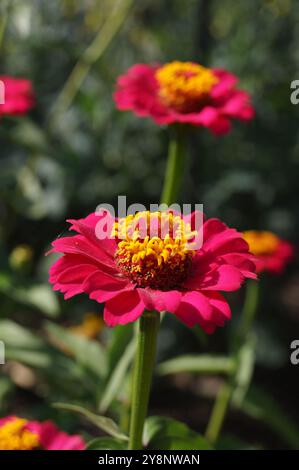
112, 211, 197, 289
243, 230, 280, 256
0, 418, 40, 450
155, 61, 218, 112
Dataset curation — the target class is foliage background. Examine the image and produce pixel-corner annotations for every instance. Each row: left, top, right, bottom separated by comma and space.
0, 0, 299, 449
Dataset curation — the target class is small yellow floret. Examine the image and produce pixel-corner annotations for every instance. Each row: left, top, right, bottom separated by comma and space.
0, 418, 40, 450
155, 61, 218, 111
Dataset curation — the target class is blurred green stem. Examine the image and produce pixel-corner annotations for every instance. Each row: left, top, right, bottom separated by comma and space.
128, 311, 160, 450
206, 280, 259, 444
205, 381, 233, 444
50, 0, 133, 117
160, 126, 186, 205
237, 280, 260, 342
0, 8, 8, 50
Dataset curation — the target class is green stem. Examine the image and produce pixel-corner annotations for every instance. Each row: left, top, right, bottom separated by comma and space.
128, 311, 160, 450
0, 14, 7, 50
50, 0, 133, 117
206, 280, 260, 444
0, 0, 10, 51
237, 280, 260, 342
205, 381, 233, 444
160, 126, 186, 205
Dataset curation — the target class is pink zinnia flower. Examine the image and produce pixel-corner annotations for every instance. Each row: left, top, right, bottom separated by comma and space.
114, 61, 254, 135
243, 230, 294, 275
0, 416, 85, 450
49, 210, 256, 333
0, 76, 34, 117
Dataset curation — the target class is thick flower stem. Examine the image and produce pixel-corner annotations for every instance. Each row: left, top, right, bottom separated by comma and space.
160, 126, 186, 206
128, 311, 160, 450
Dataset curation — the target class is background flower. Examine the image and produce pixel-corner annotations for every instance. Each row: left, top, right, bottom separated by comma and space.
0, 76, 34, 117
243, 230, 294, 274
0, 416, 85, 450
114, 61, 254, 135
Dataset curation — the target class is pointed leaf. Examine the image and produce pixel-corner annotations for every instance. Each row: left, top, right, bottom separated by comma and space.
158, 355, 236, 376
87, 437, 127, 450
53, 402, 128, 441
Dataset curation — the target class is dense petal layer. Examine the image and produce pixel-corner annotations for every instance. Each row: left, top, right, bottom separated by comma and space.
27, 421, 85, 450
82, 269, 131, 302
138, 288, 182, 312
104, 290, 145, 327
174, 291, 215, 333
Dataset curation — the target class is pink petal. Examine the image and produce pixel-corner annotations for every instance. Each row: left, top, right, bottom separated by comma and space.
138, 288, 182, 313
175, 106, 231, 135
203, 291, 231, 324
28, 421, 85, 450
211, 69, 238, 99
219, 253, 257, 279
49, 258, 99, 299
222, 90, 255, 120
82, 270, 131, 303
185, 264, 244, 292
174, 291, 215, 332
0, 416, 15, 427
104, 290, 145, 327
67, 211, 117, 257
49, 235, 116, 271
203, 221, 249, 255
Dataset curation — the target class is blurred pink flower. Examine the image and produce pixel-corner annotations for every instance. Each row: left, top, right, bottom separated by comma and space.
0, 76, 34, 117
243, 230, 294, 274
49, 210, 256, 333
0, 416, 85, 450
114, 61, 254, 135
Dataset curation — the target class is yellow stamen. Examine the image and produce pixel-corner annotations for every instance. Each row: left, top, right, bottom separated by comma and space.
112, 211, 196, 289
0, 418, 40, 450
155, 61, 218, 112
243, 230, 280, 256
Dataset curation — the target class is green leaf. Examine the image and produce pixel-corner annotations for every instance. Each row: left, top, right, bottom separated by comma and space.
0, 320, 45, 349
106, 323, 134, 374
233, 334, 256, 406
144, 416, 212, 450
17, 284, 60, 317
0, 281, 60, 317
157, 355, 236, 376
0, 377, 14, 407
234, 386, 299, 450
53, 402, 128, 441
5, 348, 54, 368
86, 437, 127, 450
45, 321, 107, 378
99, 338, 135, 413
216, 434, 260, 450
